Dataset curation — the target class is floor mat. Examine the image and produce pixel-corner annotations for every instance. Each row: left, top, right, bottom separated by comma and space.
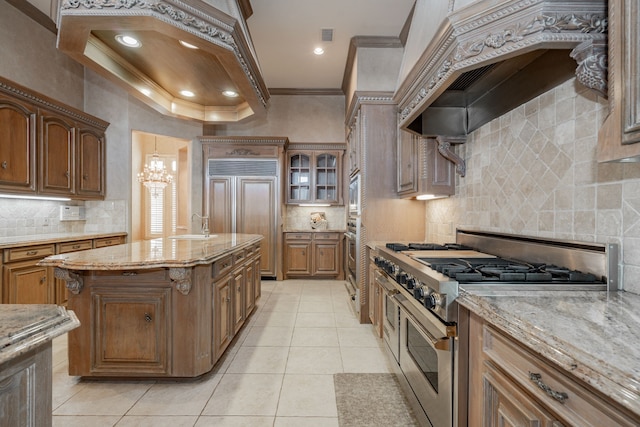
333, 373, 420, 426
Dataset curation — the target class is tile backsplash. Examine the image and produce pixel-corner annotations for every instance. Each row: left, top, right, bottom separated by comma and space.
425, 78, 640, 294
0, 199, 127, 237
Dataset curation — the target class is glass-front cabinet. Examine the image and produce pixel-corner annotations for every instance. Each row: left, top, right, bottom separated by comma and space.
286, 145, 344, 205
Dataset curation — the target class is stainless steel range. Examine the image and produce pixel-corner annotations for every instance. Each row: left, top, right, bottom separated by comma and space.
372, 229, 618, 427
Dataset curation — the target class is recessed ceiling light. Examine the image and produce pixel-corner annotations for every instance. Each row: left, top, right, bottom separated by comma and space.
115, 34, 141, 48
180, 90, 195, 97
313, 47, 325, 55
179, 40, 199, 49
222, 90, 238, 98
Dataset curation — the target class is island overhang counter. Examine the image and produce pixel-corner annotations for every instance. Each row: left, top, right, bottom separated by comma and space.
38, 233, 263, 378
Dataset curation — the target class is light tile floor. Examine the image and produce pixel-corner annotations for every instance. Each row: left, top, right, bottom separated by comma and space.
52, 280, 395, 426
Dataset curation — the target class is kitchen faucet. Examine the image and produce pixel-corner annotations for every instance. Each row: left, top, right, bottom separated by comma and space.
192, 213, 210, 237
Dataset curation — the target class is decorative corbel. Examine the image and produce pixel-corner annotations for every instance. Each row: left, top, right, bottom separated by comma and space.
435, 135, 467, 177
169, 267, 192, 295
54, 267, 83, 294
570, 39, 608, 98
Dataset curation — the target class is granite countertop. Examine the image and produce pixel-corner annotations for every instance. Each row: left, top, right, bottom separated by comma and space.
38, 233, 263, 270
457, 289, 640, 417
0, 305, 79, 364
0, 231, 127, 249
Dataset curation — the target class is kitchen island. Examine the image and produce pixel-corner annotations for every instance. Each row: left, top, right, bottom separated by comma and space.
39, 233, 262, 378
0, 304, 79, 426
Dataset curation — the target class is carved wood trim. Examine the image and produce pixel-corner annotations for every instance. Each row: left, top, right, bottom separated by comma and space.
436, 135, 467, 177
345, 91, 394, 129
55, 268, 84, 294
570, 39, 608, 97
169, 267, 191, 295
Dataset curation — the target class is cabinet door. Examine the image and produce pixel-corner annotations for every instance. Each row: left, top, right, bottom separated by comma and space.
232, 267, 245, 334
315, 152, 339, 203
0, 96, 36, 193
253, 256, 261, 301
214, 275, 233, 359
236, 177, 277, 277
3, 260, 53, 304
209, 177, 233, 234
287, 152, 311, 203
284, 239, 312, 277
313, 240, 340, 275
92, 287, 171, 375
39, 111, 75, 195
397, 130, 418, 195
245, 258, 256, 315
482, 361, 561, 427
76, 126, 105, 199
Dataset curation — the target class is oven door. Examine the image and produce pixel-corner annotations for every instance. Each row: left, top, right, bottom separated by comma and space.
398, 295, 454, 427
375, 270, 400, 363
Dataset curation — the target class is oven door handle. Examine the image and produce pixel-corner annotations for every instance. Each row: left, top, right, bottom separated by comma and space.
375, 271, 399, 295
396, 297, 451, 351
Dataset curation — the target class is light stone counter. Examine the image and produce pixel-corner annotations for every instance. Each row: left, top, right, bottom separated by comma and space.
38, 233, 262, 270
0, 232, 127, 249
0, 304, 79, 364
457, 289, 640, 418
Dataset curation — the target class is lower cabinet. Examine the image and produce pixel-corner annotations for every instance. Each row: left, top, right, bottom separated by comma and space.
467, 310, 638, 426
2, 244, 55, 304
213, 273, 233, 358
1, 234, 126, 305
283, 232, 343, 279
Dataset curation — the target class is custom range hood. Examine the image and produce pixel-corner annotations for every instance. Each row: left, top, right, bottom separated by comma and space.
56, 0, 268, 123
395, 0, 607, 174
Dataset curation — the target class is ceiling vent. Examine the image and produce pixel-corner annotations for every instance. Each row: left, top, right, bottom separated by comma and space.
321, 28, 334, 42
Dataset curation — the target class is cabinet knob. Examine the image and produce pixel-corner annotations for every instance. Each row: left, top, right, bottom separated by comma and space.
302, 251, 305, 256
226, 297, 231, 302
1, 161, 6, 169
40, 276, 46, 283
144, 313, 152, 322
83, 174, 89, 180
65, 171, 70, 177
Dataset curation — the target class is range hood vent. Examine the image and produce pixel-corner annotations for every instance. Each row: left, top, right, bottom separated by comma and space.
396, 0, 608, 140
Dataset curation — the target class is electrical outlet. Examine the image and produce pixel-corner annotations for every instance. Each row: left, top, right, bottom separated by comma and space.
43, 218, 49, 226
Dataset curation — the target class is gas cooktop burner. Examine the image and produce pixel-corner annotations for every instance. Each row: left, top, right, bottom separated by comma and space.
385, 242, 472, 252
418, 257, 600, 284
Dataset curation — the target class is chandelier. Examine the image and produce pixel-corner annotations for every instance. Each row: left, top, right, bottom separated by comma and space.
137, 140, 173, 195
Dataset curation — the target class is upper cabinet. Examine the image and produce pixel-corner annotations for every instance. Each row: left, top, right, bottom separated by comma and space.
286, 144, 345, 205
0, 94, 36, 194
598, 0, 640, 162
0, 76, 108, 200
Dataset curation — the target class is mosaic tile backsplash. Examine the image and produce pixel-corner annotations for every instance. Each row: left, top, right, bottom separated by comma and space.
424, 78, 640, 294
0, 199, 127, 237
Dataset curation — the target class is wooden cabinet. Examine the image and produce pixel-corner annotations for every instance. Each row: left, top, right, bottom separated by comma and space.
213, 243, 261, 361
0, 234, 126, 305
0, 76, 108, 200
467, 311, 638, 426
0, 93, 36, 194
283, 232, 343, 279
2, 244, 55, 304
91, 283, 171, 375
397, 130, 455, 198
598, 0, 640, 162
286, 145, 345, 205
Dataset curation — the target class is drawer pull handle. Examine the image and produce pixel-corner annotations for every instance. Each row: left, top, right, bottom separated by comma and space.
144, 313, 152, 322
40, 276, 46, 283
529, 373, 568, 403
1, 161, 6, 169
72, 245, 80, 249
26, 250, 38, 255
122, 271, 137, 276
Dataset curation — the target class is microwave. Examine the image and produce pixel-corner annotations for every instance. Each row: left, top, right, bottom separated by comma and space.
349, 174, 360, 216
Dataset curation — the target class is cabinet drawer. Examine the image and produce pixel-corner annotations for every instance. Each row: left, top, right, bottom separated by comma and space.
4, 244, 55, 263
285, 233, 312, 241
94, 236, 125, 248
233, 249, 247, 264
57, 240, 93, 254
213, 255, 233, 278
246, 243, 260, 257
313, 232, 340, 241
85, 269, 169, 284
483, 325, 637, 426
